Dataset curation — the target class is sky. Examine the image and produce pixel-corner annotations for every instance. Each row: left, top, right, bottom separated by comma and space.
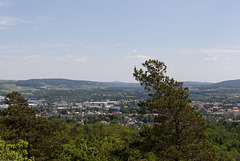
1, 0, 240, 83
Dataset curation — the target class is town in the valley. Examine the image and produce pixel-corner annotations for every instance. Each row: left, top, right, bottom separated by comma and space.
1, 94, 240, 126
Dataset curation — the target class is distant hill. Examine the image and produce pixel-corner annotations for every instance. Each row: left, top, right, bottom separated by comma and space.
199, 79, 240, 89
183, 81, 213, 87
14, 78, 140, 89
215, 79, 240, 88
1, 78, 240, 92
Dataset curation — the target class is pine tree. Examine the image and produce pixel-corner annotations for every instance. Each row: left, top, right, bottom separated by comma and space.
133, 59, 216, 160
0, 91, 64, 160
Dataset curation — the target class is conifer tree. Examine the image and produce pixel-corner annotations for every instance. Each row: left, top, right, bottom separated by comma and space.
0, 91, 63, 160
133, 59, 216, 160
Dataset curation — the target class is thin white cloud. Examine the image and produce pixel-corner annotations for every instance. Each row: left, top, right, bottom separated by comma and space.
52, 55, 89, 63
25, 55, 41, 63
74, 58, 88, 62
114, 43, 124, 47
25, 55, 41, 59
0, 55, 18, 58
0, 16, 26, 26
67, 55, 88, 62
132, 49, 138, 53
66, 55, 73, 58
179, 48, 240, 55
0, 27, 8, 30
39, 43, 68, 48
0, 45, 18, 49
225, 57, 232, 60
201, 49, 240, 54
204, 57, 219, 61
0, 55, 41, 63
203, 51, 232, 61
126, 55, 152, 60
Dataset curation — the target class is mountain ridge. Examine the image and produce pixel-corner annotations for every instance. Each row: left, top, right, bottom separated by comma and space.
13, 78, 140, 89
1, 78, 240, 89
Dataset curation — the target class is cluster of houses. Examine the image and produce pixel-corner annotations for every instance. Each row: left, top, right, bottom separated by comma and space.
52, 100, 121, 111
49, 100, 144, 125
0, 95, 143, 126
191, 101, 240, 116
4, 94, 240, 124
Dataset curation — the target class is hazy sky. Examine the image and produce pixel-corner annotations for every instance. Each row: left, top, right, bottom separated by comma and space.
1, 0, 240, 83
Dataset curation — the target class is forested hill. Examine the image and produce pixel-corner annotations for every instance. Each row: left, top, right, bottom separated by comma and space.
183, 79, 240, 89
183, 81, 213, 87
1, 78, 240, 90
13, 78, 140, 89
198, 79, 240, 89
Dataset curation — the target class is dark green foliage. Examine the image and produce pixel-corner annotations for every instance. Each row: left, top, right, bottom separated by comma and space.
133, 59, 216, 160
60, 134, 125, 160
0, 91, 64, 160
1, 92, 36, 141
59, 122, 156, 160
207, 120, 240, 160
4, 91, 30, 108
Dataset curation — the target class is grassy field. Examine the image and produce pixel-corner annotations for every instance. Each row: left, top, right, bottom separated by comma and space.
0, 84, 38, 95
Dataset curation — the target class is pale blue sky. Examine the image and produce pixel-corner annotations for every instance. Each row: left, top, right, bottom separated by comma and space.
1, 0, 240, 82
